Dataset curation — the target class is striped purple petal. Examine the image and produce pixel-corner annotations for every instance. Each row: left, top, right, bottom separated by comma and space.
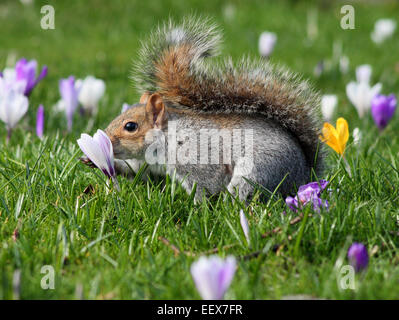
77, 129, 117, 189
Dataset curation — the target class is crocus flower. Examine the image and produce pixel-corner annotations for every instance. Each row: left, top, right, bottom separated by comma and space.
75, 76, 106, 114
190, 255, 236, 300
239, 210, 250, 245
15, 58, 48, 96
0, 68, 27, 95
121, 103, 131, 113
0, 79, 29, 141
306, 8, 318, 42
348, 242, 369, 272
20, 0, 34, 5
77, 129, 119, 190
285, 180, 329, 213
285, 196, 298, 212
319, 117, 349, 155
371, 94, 397, 130
36, 104, 44, 139
371, 18, 396, 44
356, 64, 372, 84
339, 55, 350, 74
222, 3, 236, 21
59, 76, 79, 131
321, 94, 338, 121
353, 127, 361, 145
258, 32, 277, 58
53, 99, 66, 113
346, 65, 382, 118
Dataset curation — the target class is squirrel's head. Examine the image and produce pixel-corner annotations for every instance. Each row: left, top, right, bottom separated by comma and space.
105, 92, 168, 160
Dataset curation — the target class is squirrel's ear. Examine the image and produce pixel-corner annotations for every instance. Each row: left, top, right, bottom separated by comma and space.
145, 93, 167, 129
139, 92, 151, 104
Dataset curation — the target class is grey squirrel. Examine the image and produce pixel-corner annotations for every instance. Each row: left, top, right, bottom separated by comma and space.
102, 17, 325, 201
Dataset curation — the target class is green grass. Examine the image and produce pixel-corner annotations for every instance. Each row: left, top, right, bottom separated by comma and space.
1, 0, 399, 299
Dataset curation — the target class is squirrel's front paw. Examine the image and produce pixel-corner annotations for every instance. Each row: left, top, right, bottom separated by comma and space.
79, 157, 97, 168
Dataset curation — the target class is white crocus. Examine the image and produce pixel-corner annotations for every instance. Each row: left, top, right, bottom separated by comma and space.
54, 99, 66, 112
77, 129, 119, 190
2, 68, 17, 81
121, 103, 131, 113
222, 3, 236, 21
346, 81, 382, 118
339, 55, 350, 74
0, 69, 26, 95
321, 94, 338, 121
0, 90, 28, 130
353, 127, 361, 145
258, 32, 277, 58
239, 210, 250, 245
356, 64, 372, 84
371, 19, 396, 44
76, 76, 105, 114
20, 0, 34, 5
0, 78, 29, 139
346, 65, 381, 118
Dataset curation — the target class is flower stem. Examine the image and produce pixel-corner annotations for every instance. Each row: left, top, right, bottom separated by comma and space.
112, 176, 120, 192
6, 128, 12, 144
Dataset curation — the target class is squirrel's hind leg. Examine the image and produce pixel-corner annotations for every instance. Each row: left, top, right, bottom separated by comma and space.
226, 157, 256, 202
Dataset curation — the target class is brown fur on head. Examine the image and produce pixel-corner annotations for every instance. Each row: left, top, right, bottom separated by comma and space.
105, 93, 168, 160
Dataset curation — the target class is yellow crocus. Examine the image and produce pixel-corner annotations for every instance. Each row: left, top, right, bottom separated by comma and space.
319, 117, 349, 155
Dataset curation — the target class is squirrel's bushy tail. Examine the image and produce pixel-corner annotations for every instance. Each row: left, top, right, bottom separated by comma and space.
132, 16, 324, 174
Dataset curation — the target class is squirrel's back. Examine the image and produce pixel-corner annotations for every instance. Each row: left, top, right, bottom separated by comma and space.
132, 16, 324, 175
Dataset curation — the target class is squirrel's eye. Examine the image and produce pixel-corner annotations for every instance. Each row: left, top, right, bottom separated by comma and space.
124, 122, 138, 132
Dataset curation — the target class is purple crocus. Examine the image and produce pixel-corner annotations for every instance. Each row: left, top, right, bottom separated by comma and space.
15, 58, 48, 96
36, 104, 44, 139
77, 129, 119, 190
348, 242, 369, 272
190, 255, 236, 300
371, 94, 397, 130
285, 180, 329, 213
59, 76, 79, 132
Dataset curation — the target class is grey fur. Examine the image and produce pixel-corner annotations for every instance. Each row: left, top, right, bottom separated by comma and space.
131, 17, 325, 175
112, 111, 309, 201
108, 17, 327, 201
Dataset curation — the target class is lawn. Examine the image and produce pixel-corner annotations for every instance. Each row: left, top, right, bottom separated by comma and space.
1, 0, 399, 299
